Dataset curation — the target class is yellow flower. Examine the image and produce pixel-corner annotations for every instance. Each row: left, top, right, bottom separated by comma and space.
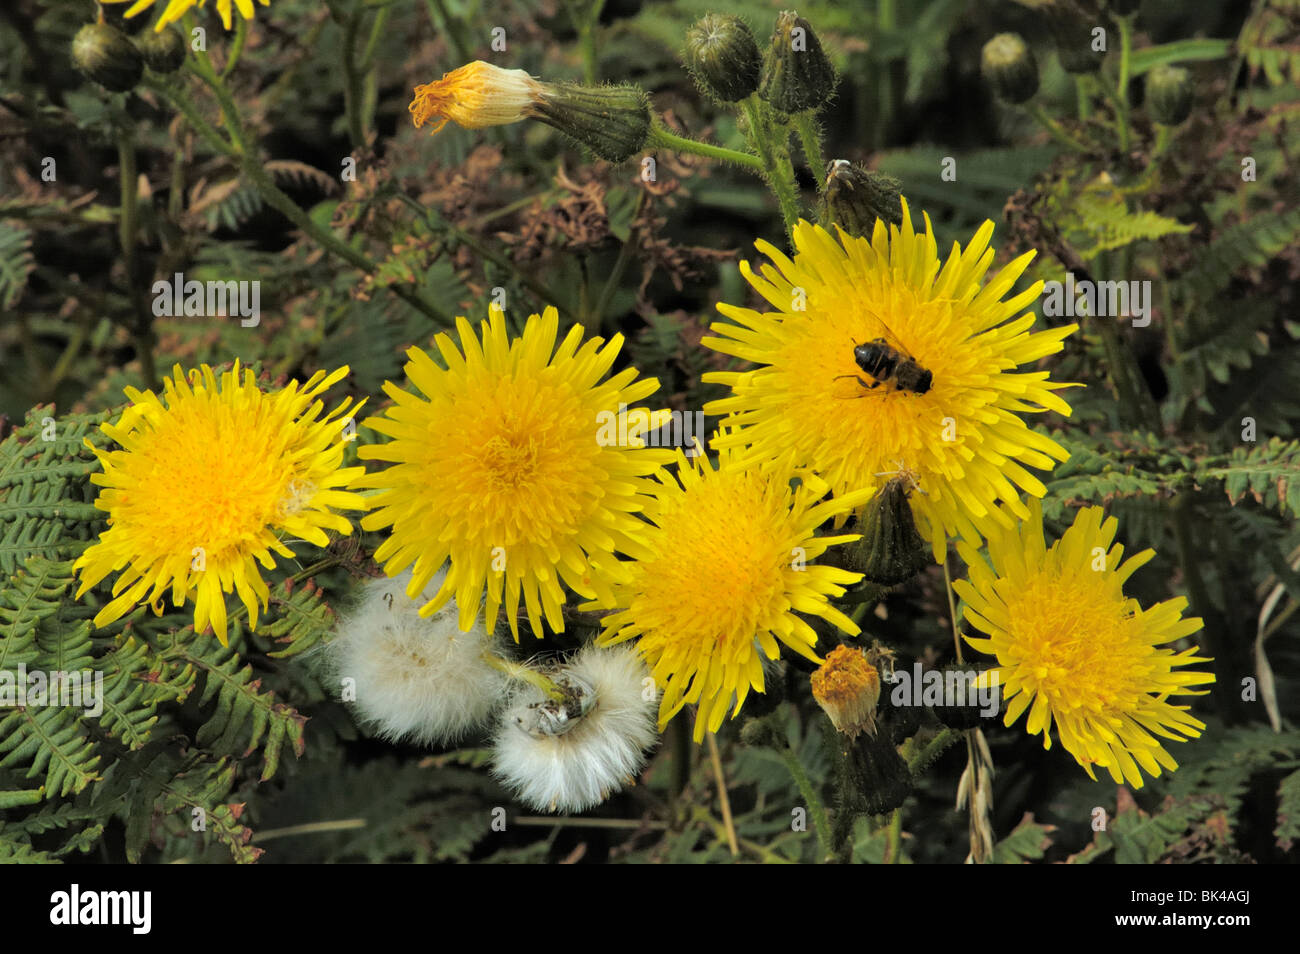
101, 0, 270, 32
410, 61, 543, 136
595, 442, 870, 741
955, 500, 1215, 788
74, 363, 365, 644
702, 203, 1078, 561
356, 305, 673, 640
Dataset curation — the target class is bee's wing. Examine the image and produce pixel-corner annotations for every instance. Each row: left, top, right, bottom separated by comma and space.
866, 313, 918, 361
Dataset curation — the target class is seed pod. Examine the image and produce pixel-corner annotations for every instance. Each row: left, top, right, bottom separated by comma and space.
72, 22, 144, 93
685, 14, 762, 103
981, 32, 1039, 105
530, 83, 652, 162
1145, 64, 1193, 126
819, 160, 904, 236
758, 10, 837, 114
136, 27, 187, 74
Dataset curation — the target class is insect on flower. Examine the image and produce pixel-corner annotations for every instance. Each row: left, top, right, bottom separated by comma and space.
835, 327, 934, 397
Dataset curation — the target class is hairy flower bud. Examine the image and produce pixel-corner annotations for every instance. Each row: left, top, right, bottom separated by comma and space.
410, 62, 650, 163
981, 32, 1039, 104
758, 10, 837, 113
1146, 64, 1193, 126
850, 472, 932, 586
135, 27, 186, 74
685, 14, 762, 103
819, 160, 904, 236
72, 22, 144, 93
530, 83, 652, 162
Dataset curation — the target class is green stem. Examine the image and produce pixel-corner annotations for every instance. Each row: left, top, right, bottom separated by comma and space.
647, 121, 764, 172
1075, 74, 1092, 120
1026, 102, 1092, 153
143, 76, 239, 157
590, 189, 647, 325
395, 193, 565, 314
342, 5, 366, 147
424, 0, 472, 65
883, 808, 903, 863
907, 727, 961, 775
116, 120, 155, 388
793, 113, 826, 187
739, 97, 800, 236
162, 67, 452, 325
777, 738, 833, 861
221, 15, 248, 78
1115, 15, 1134, 155
481, 652, 567, 702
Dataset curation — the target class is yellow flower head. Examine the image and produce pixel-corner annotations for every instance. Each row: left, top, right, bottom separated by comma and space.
409, 61, 542, 136
74, 363, 365, 644
101, 0, 270, 32
954, 500, 1215, 788
595, 441, 871, 741
702, 202, 1078, 560
357, 305, 674, 640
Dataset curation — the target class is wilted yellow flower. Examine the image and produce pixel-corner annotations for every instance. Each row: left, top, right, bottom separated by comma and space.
410, 61, 543, 135
356, 305, 673, 640
702, 202, 1078, 561
595, 441, 870, 741
101, 0, 270, 32
955, 500, 1215, 788
74, 363, 364, 644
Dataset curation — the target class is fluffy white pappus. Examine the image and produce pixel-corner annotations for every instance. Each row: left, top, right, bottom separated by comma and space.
491, 643, 660, 813
326, 568, 507, 746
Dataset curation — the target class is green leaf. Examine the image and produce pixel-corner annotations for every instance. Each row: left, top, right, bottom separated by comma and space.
1128, 39, 1232, 76
992, 813, 1056, 863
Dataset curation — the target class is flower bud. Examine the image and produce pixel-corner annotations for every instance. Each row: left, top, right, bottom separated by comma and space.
530, 83, 652, 162
812, 644, 881, 739
758, 10, 837, 114
819, 160, 903, 236
840, 730, 912, 816
135, 27, 186, 74
1146, 64, 1193, 126
850, 473, 932, 586
410, 61, 651, 163
685, 14, 762, 103
981, 32, 1039, 105
72, 22, 144, 93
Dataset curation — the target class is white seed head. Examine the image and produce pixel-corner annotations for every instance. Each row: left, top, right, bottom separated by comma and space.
491, 643, 660, 813
327, 567, 507, 746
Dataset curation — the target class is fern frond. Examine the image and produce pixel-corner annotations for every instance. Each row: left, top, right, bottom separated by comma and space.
1178, 208, 1300, 305
0, 407, 112, 574
0, 705, 101, 798
1200, 437, 1300, 516
0, 221, 35, 309
158, 628, 306, 781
